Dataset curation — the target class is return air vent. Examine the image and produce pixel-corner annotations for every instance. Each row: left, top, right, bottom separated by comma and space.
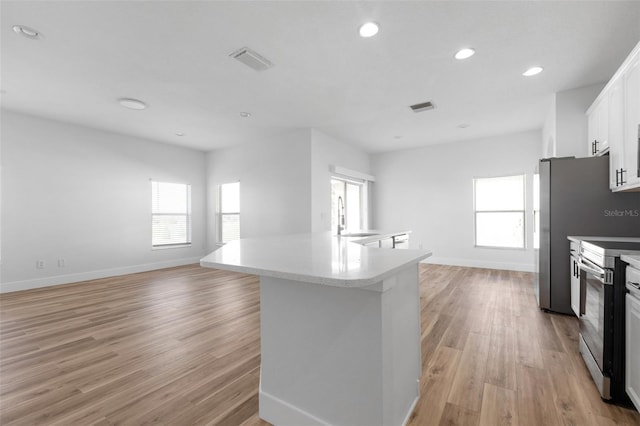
409, 101, 436, 113
229, 47, 273, 71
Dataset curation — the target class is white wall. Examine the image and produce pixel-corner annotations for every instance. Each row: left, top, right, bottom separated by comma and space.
543, 83, 605, 158
371, 130, 542, 272
1, 111, 207, 292
310, 129, 371, 232
542, 94, 556, 158
556, 83, 605, 158
205, 129, 312, 250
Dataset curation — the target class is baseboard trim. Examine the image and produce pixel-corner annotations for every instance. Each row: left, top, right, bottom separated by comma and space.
420, 256, 534, 272
259, 388, 329, 426
0, 256, 204, 293
402, 393, 420, 426
258, 382, 418, 426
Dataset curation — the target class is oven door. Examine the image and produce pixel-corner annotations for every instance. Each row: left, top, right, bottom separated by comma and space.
578, 257, 613, 398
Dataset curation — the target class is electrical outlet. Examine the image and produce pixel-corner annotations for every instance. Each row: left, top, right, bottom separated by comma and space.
36, 260, 45, 269
58, 259, 66, 268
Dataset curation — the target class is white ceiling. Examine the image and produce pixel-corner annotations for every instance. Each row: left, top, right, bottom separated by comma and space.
2, 1, 639, 153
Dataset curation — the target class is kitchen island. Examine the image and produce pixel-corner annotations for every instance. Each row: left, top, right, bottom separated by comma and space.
200, 232, 432, 426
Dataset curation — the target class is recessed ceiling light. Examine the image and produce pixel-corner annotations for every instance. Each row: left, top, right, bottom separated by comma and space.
175, 132, 185, 137
118, 98, 147, 110
454, 48, 475, 60
359, 22, 379, 38
523, 66, 544, 77
239, 112, 251, 118
458, 123, 470, 129
13, 25, 40, 39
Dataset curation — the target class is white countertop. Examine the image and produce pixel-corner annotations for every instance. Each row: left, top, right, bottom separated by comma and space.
200, 232, 432, 287
623, 255, 640, 270
568, 236, 640, 244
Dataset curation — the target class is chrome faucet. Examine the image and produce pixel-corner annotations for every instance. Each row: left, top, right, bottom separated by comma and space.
337, 196, 345, 235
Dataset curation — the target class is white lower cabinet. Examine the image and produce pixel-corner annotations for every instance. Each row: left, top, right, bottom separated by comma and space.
379, 237, 394, 248
626, 279, 640, 411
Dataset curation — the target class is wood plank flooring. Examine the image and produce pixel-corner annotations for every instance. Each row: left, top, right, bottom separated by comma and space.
1, 264, 639, 425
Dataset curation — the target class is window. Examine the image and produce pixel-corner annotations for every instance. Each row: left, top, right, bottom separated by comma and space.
151, 181, 191, 248
219, 182, 240, 243
474, 174, 525, 248
331, 177, 364, 232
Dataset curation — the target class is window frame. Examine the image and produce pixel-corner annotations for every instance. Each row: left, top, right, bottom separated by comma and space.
218, 181, 240, 244
473, 174, 526, 250
151, 180, 192, 249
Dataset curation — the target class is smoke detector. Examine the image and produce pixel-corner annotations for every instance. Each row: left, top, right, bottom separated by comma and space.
409, 101, 436, 113
230, 47, 273, 71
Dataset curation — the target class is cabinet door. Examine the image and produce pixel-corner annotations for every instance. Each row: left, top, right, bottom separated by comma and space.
588, 106, 598, 157
623, 53, 640, 188
609, 78, 625, 189
626, 293, 640, 411
587, 98, 609, 156
598, 94, 609, 153
379, 237, 394, 249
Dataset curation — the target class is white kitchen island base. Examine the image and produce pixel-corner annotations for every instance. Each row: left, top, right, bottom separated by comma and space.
258, 265, 421, 426
200, 232, 431, 426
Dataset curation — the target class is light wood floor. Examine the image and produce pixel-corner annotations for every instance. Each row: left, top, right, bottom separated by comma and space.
1, 264, 639, 425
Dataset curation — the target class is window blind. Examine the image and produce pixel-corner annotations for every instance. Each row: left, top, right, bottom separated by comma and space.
151, 181, 192, 247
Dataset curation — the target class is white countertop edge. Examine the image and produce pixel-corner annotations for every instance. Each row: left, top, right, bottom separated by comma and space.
200, 250, 432, 288
622, 255, 640, 270
568, 235, 640, 243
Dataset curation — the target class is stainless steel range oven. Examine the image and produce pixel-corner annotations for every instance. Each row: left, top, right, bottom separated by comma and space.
578, 239, 640, 405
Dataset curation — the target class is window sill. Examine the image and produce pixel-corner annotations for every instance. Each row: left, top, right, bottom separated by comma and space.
474, 245, 527, 251
152, 243, 192, 251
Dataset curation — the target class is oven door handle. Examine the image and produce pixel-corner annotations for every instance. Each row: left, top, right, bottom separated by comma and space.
577, 260, 607, 284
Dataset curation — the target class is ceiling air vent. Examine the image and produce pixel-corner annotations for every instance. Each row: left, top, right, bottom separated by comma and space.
409, 101, 436, 113
230, 47, 273, 71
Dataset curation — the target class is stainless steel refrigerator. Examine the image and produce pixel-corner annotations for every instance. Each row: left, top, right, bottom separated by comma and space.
536, 156, 640, 314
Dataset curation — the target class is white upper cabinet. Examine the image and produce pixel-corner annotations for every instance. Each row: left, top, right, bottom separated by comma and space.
608, 78, 625, 188
587, 95, 609, 156
587, 41, 640, 192
623, 52, 640, 189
